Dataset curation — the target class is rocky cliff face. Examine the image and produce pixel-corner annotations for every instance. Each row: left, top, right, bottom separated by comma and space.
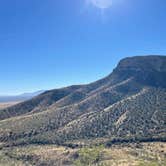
113, 56, 166, 88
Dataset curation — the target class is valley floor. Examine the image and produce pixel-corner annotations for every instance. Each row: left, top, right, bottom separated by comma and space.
0, 142, 166, 166
0, 102, 21, 109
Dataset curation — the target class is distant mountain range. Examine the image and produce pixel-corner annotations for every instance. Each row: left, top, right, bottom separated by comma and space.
0, 90, 45, 103
0, 55, 165, 146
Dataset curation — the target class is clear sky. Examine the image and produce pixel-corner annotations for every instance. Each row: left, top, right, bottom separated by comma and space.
0, 0, 166, 95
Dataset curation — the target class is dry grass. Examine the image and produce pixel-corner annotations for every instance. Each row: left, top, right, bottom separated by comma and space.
101, 142, 166, 166
0, 145, 76, 166
0, 142, 165, 166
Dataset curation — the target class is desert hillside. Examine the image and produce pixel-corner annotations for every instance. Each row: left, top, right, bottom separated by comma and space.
0, 56, 165, 147
0, 55, 166, 166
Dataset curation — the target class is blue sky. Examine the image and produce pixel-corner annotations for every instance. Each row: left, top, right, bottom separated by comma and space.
0, 0, 166, 95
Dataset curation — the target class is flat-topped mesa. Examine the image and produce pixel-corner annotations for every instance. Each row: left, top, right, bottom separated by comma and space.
113, 55, 166, 88
116, 56, 166, 72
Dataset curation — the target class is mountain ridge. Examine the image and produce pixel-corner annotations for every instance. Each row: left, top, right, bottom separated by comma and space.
0, 55, 165, 146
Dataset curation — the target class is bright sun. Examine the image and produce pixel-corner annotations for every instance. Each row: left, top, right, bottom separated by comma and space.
89, 0, 112, 9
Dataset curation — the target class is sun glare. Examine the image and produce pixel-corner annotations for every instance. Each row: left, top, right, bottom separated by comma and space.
89, 0, 112, 9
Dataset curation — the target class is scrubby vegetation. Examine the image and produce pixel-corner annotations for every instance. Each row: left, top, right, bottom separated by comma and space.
0, 86, 165, 146
74, 145, 104, 166
0, 142, 166, 166
0, 56, 166, 165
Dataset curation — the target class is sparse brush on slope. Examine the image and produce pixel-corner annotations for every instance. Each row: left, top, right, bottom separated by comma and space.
0, 55, 166, 146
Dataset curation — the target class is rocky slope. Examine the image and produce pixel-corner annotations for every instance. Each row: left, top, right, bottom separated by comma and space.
0, 55, 165, 145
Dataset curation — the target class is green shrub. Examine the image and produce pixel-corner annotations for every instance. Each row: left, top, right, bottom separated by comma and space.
74, 145, 104, 166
